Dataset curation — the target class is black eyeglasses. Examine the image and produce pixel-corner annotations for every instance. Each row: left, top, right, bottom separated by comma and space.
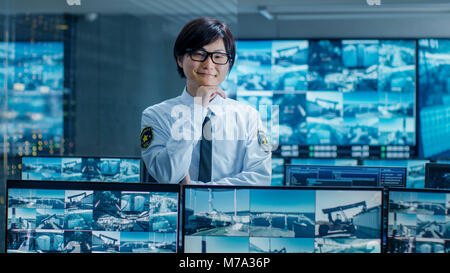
186, 48, 231, 65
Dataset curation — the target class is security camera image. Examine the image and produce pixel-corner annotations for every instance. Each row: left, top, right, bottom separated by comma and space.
0, 42, 64, 156
315, 190, 382, 239
22, 156, 141, 182
7, 185, 178, 253
184, 187, 382, 253
184, 188, 250, 237
271, 40, 309, 91
271, 158, 284, 186
425, 163, 450, 189
235, 40, 273, 92
387, 190, 450, 253
314, 238, 381, 253
234, 39, 416, 147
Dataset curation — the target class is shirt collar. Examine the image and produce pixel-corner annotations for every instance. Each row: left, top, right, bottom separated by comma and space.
180, 87, 225, 115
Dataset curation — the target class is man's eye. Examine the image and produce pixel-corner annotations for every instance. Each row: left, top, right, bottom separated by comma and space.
193, 51, 207, 57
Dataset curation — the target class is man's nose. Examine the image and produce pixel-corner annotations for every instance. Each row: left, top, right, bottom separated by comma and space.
201, 55, 216, 67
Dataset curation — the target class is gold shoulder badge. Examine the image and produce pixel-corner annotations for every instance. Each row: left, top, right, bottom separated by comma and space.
257, 130, 271, 152
140, 126, 153, 149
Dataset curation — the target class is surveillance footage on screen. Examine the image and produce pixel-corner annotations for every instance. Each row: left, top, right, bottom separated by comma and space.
7, 187, 178, 253
387, 190, 450, 253
184, 187, 382, 253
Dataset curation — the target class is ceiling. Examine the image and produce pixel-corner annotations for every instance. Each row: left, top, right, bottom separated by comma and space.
3, 0, 450, 23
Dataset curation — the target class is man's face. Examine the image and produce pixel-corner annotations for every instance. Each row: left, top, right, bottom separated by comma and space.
178, 38, 230, 89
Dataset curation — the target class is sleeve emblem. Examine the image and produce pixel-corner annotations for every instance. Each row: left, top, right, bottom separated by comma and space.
140, 126, 153, 149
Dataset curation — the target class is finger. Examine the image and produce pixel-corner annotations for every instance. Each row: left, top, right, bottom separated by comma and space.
216, 88, 227, 99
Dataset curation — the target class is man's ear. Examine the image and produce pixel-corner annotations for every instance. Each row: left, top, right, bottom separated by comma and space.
177, 56, 183, 68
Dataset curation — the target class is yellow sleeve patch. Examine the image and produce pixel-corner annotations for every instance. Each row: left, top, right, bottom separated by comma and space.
140, 126, 153, 149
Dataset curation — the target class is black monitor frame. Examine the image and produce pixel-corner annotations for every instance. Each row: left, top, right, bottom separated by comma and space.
386, 187, 450, 253
425, 163, 450, 189
284, 164, 407, 188
181, 184, 384, 254
20, 155, 143, 183
5, 179, 181, 253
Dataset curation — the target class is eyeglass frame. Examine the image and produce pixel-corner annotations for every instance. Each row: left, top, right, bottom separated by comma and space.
185, 48, 232, 65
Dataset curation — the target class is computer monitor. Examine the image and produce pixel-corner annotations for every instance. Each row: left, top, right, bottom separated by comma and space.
290, 158, 358, 166
285, 165, 406, 187
386, 188, 449, 253
362, 159, 430, 188
183, 185, 383, 253
436, 160, 450, 164
425, 163, 450, 189
21, 156, 141, 183
6, 180, 179, 253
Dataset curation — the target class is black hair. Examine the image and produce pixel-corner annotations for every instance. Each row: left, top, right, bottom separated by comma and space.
173, 17, 236, 78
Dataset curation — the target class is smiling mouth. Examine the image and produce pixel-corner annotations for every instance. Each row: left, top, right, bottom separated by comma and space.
197, 72, 216, 77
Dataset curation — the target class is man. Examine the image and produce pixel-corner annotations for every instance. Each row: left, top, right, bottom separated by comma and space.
141, 17, 271, 185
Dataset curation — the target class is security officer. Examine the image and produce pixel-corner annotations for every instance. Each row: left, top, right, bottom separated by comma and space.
141, 17, 271, 185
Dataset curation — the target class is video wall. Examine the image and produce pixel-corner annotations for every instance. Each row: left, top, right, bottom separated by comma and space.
184, 186, 382, 253
418, 39, 450, 158
0, 42, 65, 156
229, 39, 416, 158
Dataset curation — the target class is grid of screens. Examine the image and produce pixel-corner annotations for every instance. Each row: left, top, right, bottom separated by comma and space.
0, 42, 64, 156
387, 189, 450, 253
418, 39, 450, 158
6, 181, 179, 253
425, 163, 450, 189
285, 165, 406, 187
183, 186, 382, 253
21, 156, 141, 183
232, 39, 416, 149
363, 159, 430, 188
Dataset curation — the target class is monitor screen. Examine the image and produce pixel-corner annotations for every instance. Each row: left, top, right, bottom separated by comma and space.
290, 158, 358, 166
418, 39, 450, 158
285, 165, 406, 187
21, 156, 141, 183
425, 163, 450, 189
271, 158, 284, 186
0, 42, 64, 156
234, 39, 416, 158
387, 188, 450, 253
6, 180, 179, 253
362, 159, 430, 188
183, 186, 383, 253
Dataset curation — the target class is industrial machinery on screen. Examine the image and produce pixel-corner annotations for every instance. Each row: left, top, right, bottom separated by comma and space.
7, 185, 179, 253
184, 187, 382, 253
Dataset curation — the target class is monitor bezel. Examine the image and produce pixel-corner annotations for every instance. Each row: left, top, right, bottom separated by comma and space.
5, 179, 181, 253
181, 184, 384, 254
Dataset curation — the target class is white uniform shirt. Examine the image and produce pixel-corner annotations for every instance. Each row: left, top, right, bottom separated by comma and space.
141, 88, 271, 185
